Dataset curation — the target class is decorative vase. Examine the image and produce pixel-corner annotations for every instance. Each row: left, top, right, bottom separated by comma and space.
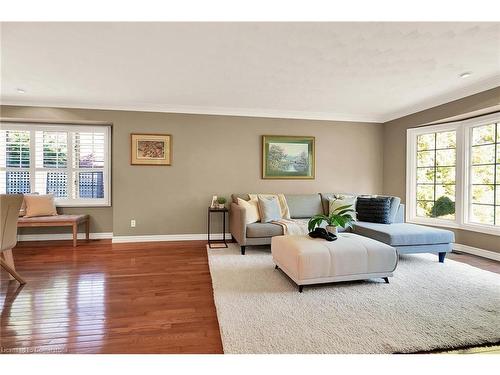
326, 225, 338, 235
218, 203, 225, 209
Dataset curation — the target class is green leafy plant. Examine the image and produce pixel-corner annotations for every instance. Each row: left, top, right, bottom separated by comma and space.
431, 196, 455, 218
308, 203, 356, 232
217, 197, 227, 205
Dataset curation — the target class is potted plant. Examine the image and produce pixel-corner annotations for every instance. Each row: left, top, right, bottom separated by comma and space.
308, 203, 356, 234
217, 196, 227, 209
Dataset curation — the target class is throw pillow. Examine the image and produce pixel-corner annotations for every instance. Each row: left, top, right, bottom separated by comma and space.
19, 192, 39, 217
24, 194, 58, 218
237, 197, 260, 224
356, 197, 391, 224
358, 195, 401, 223
328, 194, 357, 220
248, 193, 291, 219
257, 196, 282, 223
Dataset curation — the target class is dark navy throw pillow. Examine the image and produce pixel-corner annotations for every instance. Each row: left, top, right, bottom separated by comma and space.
356, 197, 392, 224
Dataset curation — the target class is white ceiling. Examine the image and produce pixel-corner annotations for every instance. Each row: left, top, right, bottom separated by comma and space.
1, 22, 499, 123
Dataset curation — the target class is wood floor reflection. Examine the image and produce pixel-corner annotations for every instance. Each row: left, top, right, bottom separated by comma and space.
0, 240, 223, 354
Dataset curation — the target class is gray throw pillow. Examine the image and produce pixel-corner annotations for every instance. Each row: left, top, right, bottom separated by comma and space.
258, 196, 282, 223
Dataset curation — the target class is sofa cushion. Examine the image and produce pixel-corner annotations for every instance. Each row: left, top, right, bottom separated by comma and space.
237, 197, 260, 224
258, 196, 282, 222
232, 193, 250, 203
387, 196, 402, 223
359, 195, 401, 223
320, 193, 364, 214
246, 222, 284, 238
328, 194, 357, 220
356, 197, 392, 224
249, 194, 291, 219
285, 194, 323, 218
352, 222, 455, 246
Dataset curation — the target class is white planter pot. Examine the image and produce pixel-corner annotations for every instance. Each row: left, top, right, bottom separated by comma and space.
326, 225, 338, 234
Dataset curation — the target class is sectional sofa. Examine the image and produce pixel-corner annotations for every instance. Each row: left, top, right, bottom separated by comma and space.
229, 193, 455, 262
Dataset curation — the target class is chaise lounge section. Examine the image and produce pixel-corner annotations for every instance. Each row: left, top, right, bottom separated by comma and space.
352, 221, 453, 262
230, 193, 455, 262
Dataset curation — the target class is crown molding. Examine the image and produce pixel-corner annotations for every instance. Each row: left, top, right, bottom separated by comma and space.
2, 76, 499, 124
381, 75, 500, 123
0, 99, 384, 124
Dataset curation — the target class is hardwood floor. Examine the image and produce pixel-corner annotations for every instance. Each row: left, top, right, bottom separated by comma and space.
0, 240, 223, 354
1, 240, 498, 354
448, 251, 500, 274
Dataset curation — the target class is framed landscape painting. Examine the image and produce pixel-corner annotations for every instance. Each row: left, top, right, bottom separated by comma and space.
262, 135, 315, 179
130, 133, 172, 166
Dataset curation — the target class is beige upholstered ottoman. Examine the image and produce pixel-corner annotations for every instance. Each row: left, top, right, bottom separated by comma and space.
271, 233, 398, 292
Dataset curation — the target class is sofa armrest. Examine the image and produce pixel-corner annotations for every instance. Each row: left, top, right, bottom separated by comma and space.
230, 202, 247, 245
394, 204, 405, 223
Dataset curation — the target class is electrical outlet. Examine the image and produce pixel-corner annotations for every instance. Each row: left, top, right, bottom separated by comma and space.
130, 219, 136, 228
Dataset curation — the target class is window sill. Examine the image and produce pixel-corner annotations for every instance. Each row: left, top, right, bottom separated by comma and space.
460, 223, 500, 237
56, 202, 111, 208
407, 218, 500, 236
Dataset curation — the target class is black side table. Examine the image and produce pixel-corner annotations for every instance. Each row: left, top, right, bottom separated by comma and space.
207, 207, 228, 248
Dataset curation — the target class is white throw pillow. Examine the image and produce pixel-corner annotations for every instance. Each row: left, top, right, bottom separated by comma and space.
328, 194, 357, 220
257, 196, 282, 223
237, 197, 260, 224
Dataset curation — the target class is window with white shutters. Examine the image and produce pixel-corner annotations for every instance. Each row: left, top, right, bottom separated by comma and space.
0, 123, 111, 206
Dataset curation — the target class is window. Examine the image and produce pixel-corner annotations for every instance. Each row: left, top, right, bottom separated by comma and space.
407, 113, 500, 236
416, 130, 456, 220
467, 122, 499, 226
0, 123, 111, 206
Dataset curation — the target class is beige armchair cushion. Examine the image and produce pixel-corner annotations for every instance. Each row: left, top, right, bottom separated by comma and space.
24, 194, 58, 218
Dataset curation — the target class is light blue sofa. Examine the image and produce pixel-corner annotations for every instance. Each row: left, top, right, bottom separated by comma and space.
230, 193, 455, 262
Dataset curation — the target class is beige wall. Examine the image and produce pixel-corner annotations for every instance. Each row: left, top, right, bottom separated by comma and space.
1, 105, 384, 236
383, 86, 500, 253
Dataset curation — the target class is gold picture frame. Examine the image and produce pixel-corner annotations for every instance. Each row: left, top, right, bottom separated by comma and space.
130, 133, 172, 166
262, 135, 315, 179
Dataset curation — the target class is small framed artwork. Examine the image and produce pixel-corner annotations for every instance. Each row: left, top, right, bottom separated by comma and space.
262, 135, 315, 179
130, 133, 172, 166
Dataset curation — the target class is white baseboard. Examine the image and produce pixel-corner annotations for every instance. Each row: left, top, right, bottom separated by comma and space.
111, 233, 232, 243
453, 243, 500, 262
18, 232, 231, 244
18, 232, 113, 242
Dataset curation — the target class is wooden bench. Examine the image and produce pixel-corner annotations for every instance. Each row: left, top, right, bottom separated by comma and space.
17, 214, 90, 247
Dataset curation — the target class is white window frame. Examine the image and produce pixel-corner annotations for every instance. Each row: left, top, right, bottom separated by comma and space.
406, 112, 500, 236
0, 122, 111, 207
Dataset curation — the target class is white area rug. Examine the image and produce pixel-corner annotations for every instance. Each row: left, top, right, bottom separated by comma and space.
207, 244, 500, 354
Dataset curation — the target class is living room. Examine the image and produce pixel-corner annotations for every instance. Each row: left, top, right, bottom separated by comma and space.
1, 1, 499, 372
